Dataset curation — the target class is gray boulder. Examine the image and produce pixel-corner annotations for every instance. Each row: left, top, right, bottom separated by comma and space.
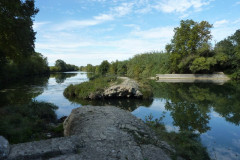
85, 77, 144, 100
0, 136, 9, 159
103, 77, 143, 98
5, 106, 174, 160
63, 106, 173, 160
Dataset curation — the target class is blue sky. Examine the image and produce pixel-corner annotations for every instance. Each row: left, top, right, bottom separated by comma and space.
33, 0, 240, 66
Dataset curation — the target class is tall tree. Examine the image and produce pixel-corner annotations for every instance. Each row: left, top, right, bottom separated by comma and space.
166, 20, 212, 73
55, 59, 67, 71
0, 0, 38, 64
215, 29, 240, 78
98, 60, 110, 75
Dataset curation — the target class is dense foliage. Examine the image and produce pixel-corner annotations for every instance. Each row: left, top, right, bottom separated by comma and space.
80, 20, 239, 79
80, 52, 170, 78
0, 101, 59, 144
214, 30, 240, 79
0, 0, 49, 85
167, 20, 239, 77
50, 59, 79, 72
0, 75, 65, 144
166, 20, 213, 73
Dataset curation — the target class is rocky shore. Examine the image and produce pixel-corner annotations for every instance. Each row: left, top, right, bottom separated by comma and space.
88, 77, 144, 99
1, 106, 173, 160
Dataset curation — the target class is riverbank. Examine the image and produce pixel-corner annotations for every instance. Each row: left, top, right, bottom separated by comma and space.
1, 105, 212, 160
2, 106, 173, 160
1, 72, 239, 159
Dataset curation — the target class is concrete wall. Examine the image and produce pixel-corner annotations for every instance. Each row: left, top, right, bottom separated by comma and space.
156, 73, 230, 80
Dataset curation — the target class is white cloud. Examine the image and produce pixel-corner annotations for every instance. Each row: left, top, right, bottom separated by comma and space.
232, 139, 240, 149
110, 2, 134, 17
209, 145, 239, 160
53, 2, 134, 31
94, 14, 114, 21
233, 18, 240, 24
132, 26, 174, 39
155, 0, 212, 13
35, 0, 219, 66
235, 1, 240, 5
124, 24, 141, 31
214, 19, 228, 27
33, 21, 50, 30
43, 52, 135, 66
54, 20, 101, 31
211, 18, 240, 42
36, 31, 171, 66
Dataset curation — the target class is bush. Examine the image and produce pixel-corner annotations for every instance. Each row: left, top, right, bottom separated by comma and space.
0, 101, 59, 144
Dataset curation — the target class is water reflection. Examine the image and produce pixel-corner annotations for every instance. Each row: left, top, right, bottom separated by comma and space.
165, 101, 210, 133
142, 81, 240, 160
0, 75, 49, 107
150, 82, 240, 127
50, 73, 77, 84
0, 76, 60, 144
1, 72, 240, 159
67, 98, 153, 111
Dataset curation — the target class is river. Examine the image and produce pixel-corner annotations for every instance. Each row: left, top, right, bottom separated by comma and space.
0, 71, 239, 160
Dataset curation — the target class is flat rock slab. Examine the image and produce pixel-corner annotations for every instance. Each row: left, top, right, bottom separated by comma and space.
0, 136, 9, 159
6, 106, 173, 160
7, 136, 84, 160
63, 106, 172, 160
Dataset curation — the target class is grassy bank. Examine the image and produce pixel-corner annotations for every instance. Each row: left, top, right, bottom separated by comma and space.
0, 101, 63, 144
64, 76, 121, 99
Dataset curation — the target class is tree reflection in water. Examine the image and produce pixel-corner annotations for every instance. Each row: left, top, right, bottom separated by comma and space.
0, 76, 60, 144
67, 97, 153, 112
50, 73, 77, 84
165, 101, 210, 133
150, 81, 240, 133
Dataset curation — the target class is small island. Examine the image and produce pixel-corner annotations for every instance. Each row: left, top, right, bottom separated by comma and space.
64, 76, 153, 100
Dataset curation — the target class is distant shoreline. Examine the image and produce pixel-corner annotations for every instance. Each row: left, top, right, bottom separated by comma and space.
156, 73, 230, 80
155, 73, 230, 84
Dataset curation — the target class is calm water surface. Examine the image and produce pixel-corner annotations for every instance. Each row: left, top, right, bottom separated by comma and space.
0, 72, 239, 160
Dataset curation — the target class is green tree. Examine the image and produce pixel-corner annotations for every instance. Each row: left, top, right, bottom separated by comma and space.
190, 57, 216, 73
55, 59, 67, 71
109, 61, 119, 75
0, 0, 51, 84
86, 64, 95, 73
167, 20, 213, 73
0, 0, 38, 64
50, 59, 78, 72
215, 29, 240, 79
98, 60, 110, 75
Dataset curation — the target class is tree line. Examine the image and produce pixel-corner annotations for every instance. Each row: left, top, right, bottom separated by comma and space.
1, 1, 239, 83
80, 20, 240, 79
